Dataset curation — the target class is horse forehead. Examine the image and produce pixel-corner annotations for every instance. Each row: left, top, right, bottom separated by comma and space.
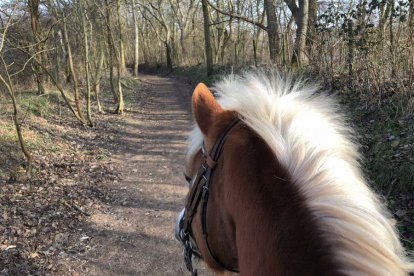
186, 111, 237, 162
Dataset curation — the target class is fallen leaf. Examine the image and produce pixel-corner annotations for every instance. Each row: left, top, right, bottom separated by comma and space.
391, 140, 399, 148
30, 252, 39, 259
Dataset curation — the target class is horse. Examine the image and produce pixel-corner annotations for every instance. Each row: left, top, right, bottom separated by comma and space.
175, 71, 414, 275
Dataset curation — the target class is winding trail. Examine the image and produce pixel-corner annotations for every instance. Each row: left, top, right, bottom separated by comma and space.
70, 74, 211, 275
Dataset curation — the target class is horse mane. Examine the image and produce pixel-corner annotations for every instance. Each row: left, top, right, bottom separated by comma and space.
186, 71, 414, 275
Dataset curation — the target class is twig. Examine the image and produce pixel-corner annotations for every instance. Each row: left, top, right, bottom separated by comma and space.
206, 0, 267, 31
386, 179, 398, 199
10, 48, 53, 77
120, 81, 134, 89
64, 202, 91, 216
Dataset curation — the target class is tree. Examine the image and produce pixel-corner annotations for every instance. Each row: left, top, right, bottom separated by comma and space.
79, 0, 94, 126
206, 0, 277, 64
307, 0, 317, 48
140, 1, 174, 71
168, 0, 199, 65
131, 0, 139, 77
284, 0, 310, 66
104, 0, 118, 102
61, 8, 86, 123
409, 0, 414, 43
0, 10, 33, 174
264, 0, 279, 63
116, 0, 126, 73
202, 0, 213, 75
28, 0, 46, 95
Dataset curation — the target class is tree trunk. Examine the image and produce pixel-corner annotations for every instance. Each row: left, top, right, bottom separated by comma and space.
105, 0, 118, 102
53, 30, 61, 84
202, 0, 213, 75
115, 60, 124, 114
379, 0, 391, 43
116, 0, 126, 73
165, 40, 173, 71
28, 0, 45, 95
80, 0, 94, 127
13, 113, 33, 174
410, 0, 414, 74
307, 0, 317, 48
93, 47, 105, 113
0, 73, 33, 174
131, 0, 139, 77
62, 16, 86, 122
57, 28, 71, 83
389, 0, 396, 77
347, 19, 354, 87
253, 39, 258, 66
408, 0, 413, 43
114, 0, 125, 113
291, 0, 309, 67
180, 32, 187, 65
264, 0, 279, 64
220, 28, 231, 65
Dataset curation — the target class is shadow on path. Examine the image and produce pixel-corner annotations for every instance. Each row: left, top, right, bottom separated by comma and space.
66, 74, 213, 275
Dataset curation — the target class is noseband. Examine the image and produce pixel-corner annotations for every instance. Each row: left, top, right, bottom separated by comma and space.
176, 118, 240, 275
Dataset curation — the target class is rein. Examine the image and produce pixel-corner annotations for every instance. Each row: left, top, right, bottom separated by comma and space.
179, 118, 241, 275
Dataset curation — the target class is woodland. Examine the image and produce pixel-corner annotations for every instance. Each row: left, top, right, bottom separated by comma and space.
0, 0, 413, 274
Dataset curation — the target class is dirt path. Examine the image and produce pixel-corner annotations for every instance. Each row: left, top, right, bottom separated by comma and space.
66, 74, 208, 275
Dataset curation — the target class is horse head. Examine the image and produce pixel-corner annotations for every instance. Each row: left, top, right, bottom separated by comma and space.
176, 72, 414, 276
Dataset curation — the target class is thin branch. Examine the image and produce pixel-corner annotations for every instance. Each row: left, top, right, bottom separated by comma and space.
10, 48, 52, 77
209, 18, 233, 26
10, 40, 85, 124
139, 3, 166, 29
206, 0, 267, 31
283, 0, 299, 21
139, 8, 166, 42
0, 5, 16, 53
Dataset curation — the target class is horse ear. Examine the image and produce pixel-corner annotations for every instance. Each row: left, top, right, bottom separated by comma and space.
192, 83, 223, 136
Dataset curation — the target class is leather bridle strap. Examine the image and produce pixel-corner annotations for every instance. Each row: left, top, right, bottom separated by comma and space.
182, 117, 241, 275
203, 118, 241, 166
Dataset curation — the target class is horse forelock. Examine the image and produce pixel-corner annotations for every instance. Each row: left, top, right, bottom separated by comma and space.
186, 71, 413, 275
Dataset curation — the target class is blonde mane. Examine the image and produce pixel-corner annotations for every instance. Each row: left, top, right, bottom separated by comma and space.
187, 71, 414, 275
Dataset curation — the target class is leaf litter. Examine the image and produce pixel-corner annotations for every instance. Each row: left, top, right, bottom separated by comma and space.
0, 112, 124, 275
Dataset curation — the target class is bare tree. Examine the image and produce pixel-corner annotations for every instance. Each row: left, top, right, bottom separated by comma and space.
61, 10, 86, 122
116, 0, 126, 73
131, 0, 139, 76
140, 1, 174, 71
112, 0, 125, 113
28, 0, 46, 94
168, 0, 199, 65
79, 0, 94, 126
206, 0, 277, 64
409, 0, 414, 43
0, 10, 33, 174
104, 0, 118, 102
307, 0, 317, 48
202, 0, 213, 75
284, 0, 309, 66
264, 0, 279, 63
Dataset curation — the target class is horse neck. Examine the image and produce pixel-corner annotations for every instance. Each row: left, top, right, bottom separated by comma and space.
223, 129, 343, 275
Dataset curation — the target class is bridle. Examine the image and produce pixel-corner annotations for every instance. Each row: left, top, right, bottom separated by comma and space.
175, 118, 241, 275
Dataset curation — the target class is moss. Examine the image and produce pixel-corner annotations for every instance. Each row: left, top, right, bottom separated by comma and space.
18, 93, 50, 117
